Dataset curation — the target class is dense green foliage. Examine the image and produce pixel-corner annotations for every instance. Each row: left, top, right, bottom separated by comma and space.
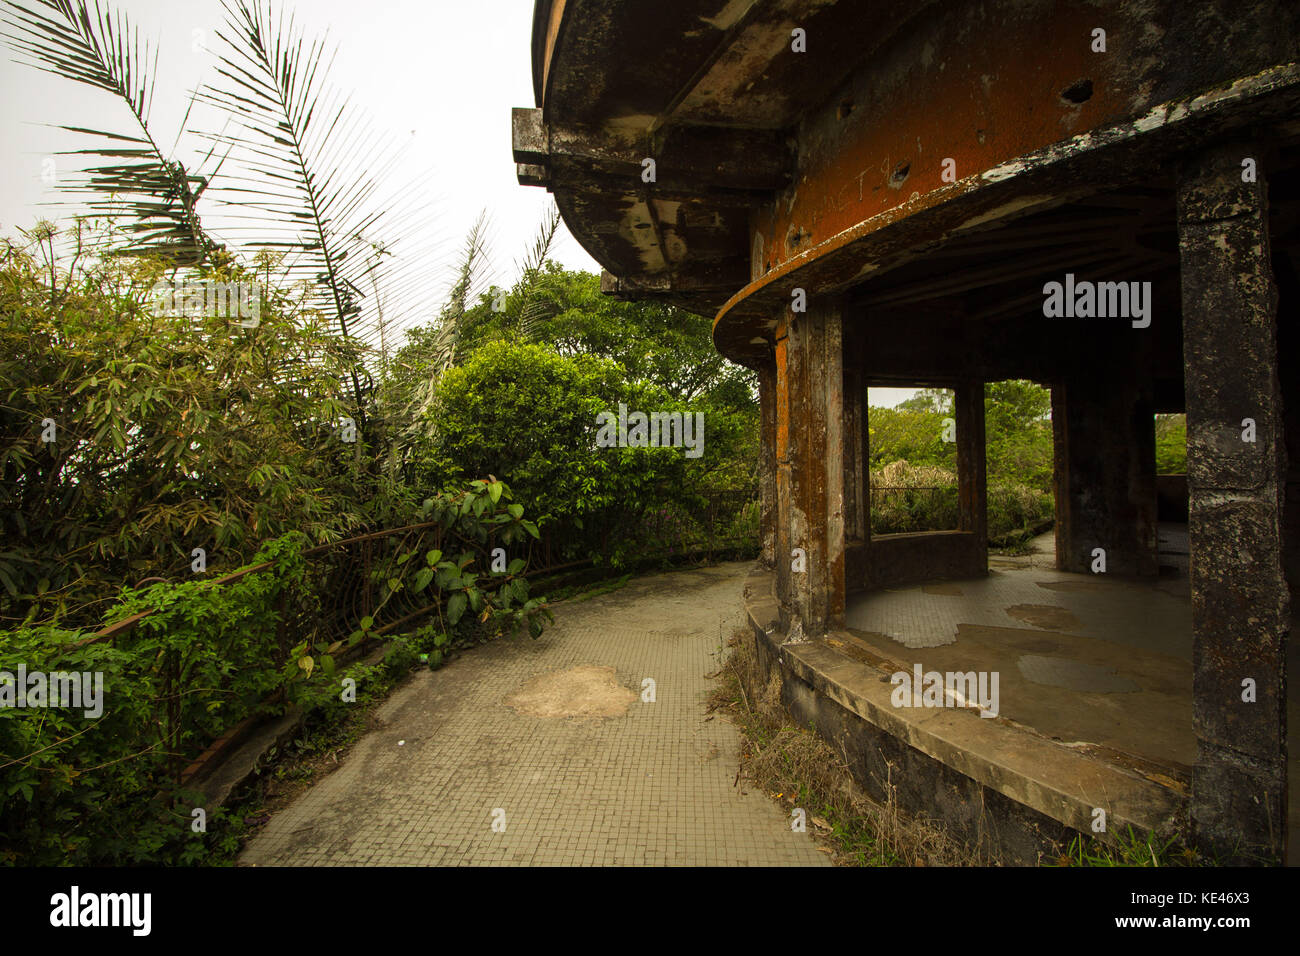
0, 233, 393, 629
0, 225, 561, 864
457, 264, 754, 405
388, 267, 760, 567
868, 381, 1055, 541
2, 535, 309, 865
1, 480, 549, 865
866, 405, 957, 472
1155, 414, 1187, 474
981, 380, 1054, 492
0, 229, 754, 863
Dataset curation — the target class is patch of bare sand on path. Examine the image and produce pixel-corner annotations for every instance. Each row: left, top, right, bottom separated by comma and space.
503, 665, 637, 719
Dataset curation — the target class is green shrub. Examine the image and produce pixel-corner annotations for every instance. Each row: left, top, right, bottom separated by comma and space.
0, 479, 550, 865
424, 340, 756, 567
987, 483, 1054, 542
869, 461, 960, 534
868, 461, 1052, 539
0, 241, 401, 630
1155, 414, 1187, 474
0, 534, 309, 865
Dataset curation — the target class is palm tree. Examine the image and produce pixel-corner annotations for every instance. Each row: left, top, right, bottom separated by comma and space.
382, 202, 560, 470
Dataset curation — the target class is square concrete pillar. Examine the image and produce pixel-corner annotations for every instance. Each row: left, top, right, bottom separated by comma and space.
758, 359, 777, 569
1178, 141, 1289, 862
774, 333, 794, 614
955, 380, 988, 558
773, 297, 846, 637
1051, 376, 1159, 576
843, 365, 868, 545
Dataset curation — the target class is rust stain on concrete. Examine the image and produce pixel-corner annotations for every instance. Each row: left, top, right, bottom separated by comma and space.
1004, 603, 1079, 630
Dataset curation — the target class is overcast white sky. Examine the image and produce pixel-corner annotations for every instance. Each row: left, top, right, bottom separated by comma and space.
0, 0, 916, 405
0, 1, 598, 292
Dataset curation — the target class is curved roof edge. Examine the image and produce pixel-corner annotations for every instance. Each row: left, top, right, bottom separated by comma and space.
530, 0, 553, 107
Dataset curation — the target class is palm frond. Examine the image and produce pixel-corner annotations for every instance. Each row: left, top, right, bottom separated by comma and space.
395, 212, 489, 448
382, 206, 566, 469
0, 0, 219, 265
435, 209, 490, 368
515, 203, 560, 341
197, 0, 444, 365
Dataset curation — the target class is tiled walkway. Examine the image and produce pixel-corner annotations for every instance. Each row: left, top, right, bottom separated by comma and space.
240, 562, 830, 867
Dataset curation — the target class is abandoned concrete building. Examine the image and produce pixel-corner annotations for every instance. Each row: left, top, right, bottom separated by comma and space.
514, 0, 1300, 862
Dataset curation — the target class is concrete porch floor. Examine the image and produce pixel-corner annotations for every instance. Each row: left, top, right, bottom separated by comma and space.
843, 528, 1194, 772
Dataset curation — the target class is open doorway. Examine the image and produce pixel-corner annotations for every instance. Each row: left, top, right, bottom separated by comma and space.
1154, 412, 1189, 575
865, 386, 958, 534
982, 379, 1055, 553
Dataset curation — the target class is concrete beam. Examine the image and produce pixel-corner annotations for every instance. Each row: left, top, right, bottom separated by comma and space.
516, 163, 549, 187
511, 107, 548, 164
512, 107, 793, 192
1177, 141, 1289, 863
599, 269, 747, 299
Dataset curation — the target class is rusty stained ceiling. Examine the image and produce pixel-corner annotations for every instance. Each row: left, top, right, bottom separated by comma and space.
517, 0, 936, 316
517, 0, 1300, 366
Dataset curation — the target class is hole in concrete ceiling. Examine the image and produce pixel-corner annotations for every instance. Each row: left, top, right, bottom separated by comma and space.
1060, 79, 1094, 104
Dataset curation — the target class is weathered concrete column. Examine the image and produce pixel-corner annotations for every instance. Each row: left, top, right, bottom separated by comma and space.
758, 359, 777, 569
774, 329, 794, 619
1177, 142, 1289, 861
1051, 376, 1159, 576
844, 366, 871, 593
843, 364, 867, 544
774, 296, 846, 637
955, 380, 988, 558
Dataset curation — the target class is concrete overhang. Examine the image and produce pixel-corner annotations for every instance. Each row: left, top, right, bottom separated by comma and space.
515, 0, 1300, 367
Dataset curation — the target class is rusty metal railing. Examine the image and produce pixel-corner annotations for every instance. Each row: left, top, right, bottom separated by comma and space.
75, 521, 464, 782
81, 521, 451, 646
74, 490, 760, 782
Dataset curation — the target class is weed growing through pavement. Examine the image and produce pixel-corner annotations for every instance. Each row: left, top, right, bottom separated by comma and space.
1052, 826, 1212, 867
